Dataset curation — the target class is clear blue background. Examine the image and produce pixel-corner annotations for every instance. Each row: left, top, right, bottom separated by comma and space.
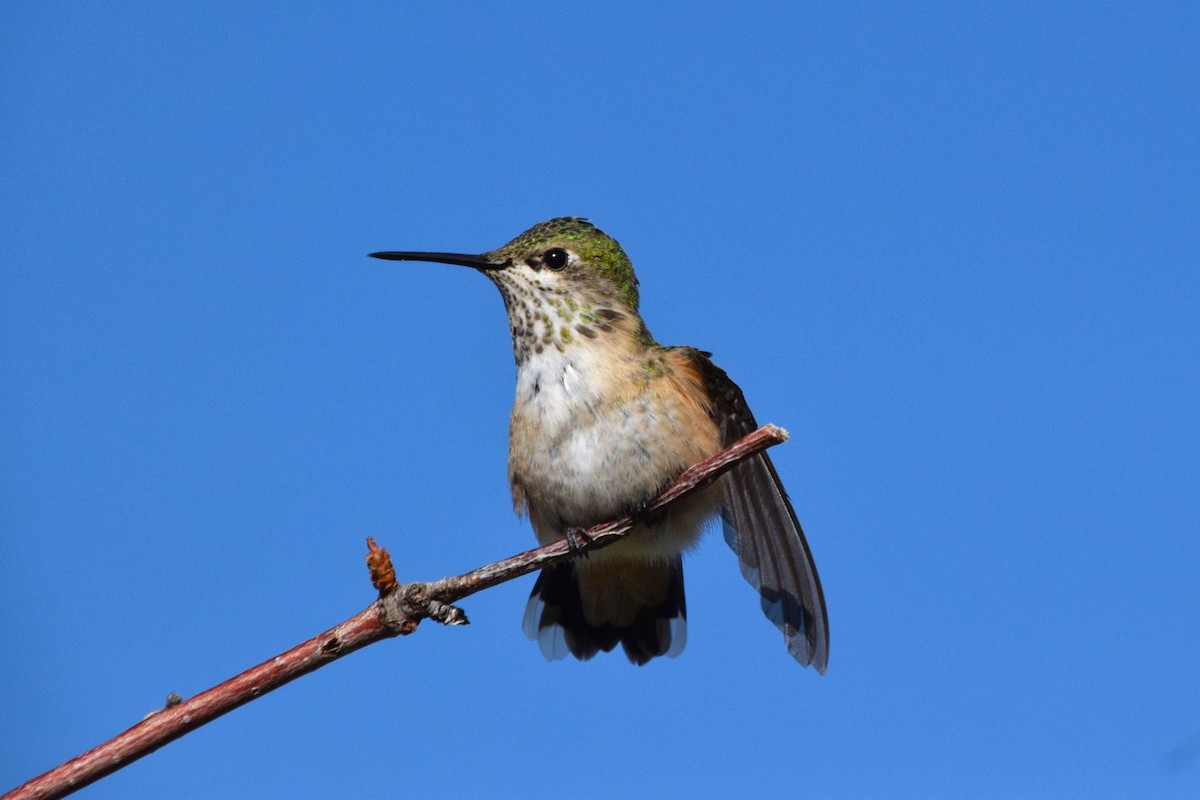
3, 3, 1198, 798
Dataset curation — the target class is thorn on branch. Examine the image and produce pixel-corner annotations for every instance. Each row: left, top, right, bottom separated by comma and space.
140, 692, 185, 721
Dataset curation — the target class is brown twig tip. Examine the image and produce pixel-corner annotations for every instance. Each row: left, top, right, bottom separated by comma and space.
365, 537, 398, 594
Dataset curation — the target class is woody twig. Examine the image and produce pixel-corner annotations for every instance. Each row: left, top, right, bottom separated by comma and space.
3, 425, 789, 800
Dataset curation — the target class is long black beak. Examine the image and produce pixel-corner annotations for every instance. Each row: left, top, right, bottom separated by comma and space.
368, 251, 508, 271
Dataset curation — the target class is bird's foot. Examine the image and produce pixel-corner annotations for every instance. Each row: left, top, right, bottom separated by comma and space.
564, 527, 594, 557
631, 497, 667, 528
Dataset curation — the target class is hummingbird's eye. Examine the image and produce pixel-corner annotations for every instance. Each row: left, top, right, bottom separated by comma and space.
543, 248, 569, 271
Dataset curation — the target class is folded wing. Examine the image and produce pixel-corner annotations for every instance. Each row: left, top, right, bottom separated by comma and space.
682, 348, 830, 672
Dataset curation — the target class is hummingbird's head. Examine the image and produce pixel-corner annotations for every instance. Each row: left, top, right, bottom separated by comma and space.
372, 218, 649, 363
482, 217, 640, 313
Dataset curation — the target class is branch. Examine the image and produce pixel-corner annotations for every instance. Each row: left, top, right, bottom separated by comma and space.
4, 424, 790, 800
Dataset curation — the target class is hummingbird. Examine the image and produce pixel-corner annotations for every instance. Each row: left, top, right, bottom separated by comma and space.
370, 218, 829, 671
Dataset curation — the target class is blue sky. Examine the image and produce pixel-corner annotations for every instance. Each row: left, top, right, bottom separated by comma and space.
2, 3, 1198, 798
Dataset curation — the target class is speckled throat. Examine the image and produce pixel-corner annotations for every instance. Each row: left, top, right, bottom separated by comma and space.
485, 267, 636, 366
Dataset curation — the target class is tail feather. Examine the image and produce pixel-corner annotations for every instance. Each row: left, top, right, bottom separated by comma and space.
522, 560, 687, 665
